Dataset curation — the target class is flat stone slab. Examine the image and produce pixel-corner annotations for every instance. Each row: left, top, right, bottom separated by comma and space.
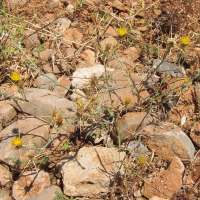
11, 89, 76, 124
57, 146, 125, 197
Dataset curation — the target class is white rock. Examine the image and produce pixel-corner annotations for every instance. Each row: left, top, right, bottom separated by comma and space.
71, 64, 114, 89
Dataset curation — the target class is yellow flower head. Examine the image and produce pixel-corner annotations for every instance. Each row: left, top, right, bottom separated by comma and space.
125, 97, 131, 104
181, 36, 190, 45
12, 137, 23, 147
77, 99, 82, 105
10, 72, 20, 82
139, 157, 146, 164
57, 115, 63, 125
184, 78, 190, 83
117, 27, 127, 37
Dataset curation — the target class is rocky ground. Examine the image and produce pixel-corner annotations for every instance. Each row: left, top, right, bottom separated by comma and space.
0, 0, 200, 199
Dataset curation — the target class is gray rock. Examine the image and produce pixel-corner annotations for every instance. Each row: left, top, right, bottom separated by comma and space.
153, 59, 186, 77
11, 89, 76, 124
126, 141, 149, 158
33, 73, 57, 89
26, 185, 62, 200
57, 146, 125, 197
143, 122, 195, 160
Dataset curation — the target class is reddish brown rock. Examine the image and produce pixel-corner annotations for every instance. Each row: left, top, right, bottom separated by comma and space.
53, 75, 71, 97
78, 49, 97, 68
108, 0, 127, 11
100, 36, 117, 51
142, 157, 184, 199
12, 170, 50, 200
62, 47, 76, 61
99, 70, 150, 109
154, 9, 162, 16
143, 122, 195, 160
63, 28, 83, 48
116, 47, 141, 68
104, 26, 118, 38
190, 122, 200, 147
138, 26, 148, 32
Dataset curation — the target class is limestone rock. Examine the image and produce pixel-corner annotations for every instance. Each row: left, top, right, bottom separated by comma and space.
0, 188, 13, 200
142, 157, 184, 199
71, 64, 114, 89
12, 170, 50, 200
0, 117, 49, 168
11, 89, 76, 124
143, 122, 195, 160
26, 185, 62, 200
57, 146, 126, 197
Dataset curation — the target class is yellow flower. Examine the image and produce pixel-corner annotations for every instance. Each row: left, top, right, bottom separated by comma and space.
139, 157, 146, 164
181, 36, 190, 45
12, 137, 23, 147
57, 115, 62, 125
77, 99, 82, 105
10, 72, 20, 82
125, 97, 131, 104
184, 78, 190, 83
117, 27, 127, 37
